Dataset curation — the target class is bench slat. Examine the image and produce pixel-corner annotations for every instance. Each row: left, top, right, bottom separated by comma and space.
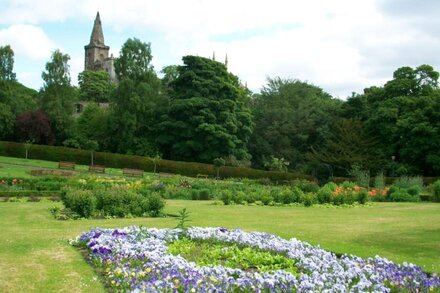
59, 161, 75, 170
123, 168, 143, 177
89, 165, 105, 173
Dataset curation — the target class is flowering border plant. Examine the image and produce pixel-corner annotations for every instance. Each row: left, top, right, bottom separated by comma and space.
73, 226, 439, 292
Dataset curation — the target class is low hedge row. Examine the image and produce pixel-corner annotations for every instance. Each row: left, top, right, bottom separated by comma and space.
0, 190, 62, 197
0, 141, 314, 182
331, 176, 440, 186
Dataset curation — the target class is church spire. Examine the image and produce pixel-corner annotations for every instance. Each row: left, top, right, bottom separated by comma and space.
224, 54, 228, 68
89, 12, 105, 46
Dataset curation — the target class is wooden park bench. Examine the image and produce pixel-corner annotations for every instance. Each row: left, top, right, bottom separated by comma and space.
123, 168, 144, 177
58, 161, 75, 170
89, 164, 105, 173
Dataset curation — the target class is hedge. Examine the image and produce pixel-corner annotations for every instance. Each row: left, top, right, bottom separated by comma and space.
0, 190, 62, 197
0, 141, 314, 182
331, 176, 440, 186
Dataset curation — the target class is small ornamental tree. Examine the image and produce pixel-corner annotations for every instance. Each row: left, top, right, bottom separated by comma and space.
213, 157, 225, 178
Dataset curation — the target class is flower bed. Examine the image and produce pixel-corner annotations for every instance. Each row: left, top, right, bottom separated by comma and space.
74, 227, 439, 292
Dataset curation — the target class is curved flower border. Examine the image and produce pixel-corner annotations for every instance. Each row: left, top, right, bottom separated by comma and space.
75, 226, 439, 292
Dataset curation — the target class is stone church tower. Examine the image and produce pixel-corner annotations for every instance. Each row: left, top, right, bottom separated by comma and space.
84, 12, 116, 81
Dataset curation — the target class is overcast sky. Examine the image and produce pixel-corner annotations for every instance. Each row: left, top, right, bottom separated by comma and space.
0, 0, 439, 98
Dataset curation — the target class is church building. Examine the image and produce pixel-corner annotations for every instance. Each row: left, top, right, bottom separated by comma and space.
84, 12, 116, 82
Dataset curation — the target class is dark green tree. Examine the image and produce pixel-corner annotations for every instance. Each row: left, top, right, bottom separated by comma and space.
0, 80, 37, 115
109, 38, 166, 155
249, 78, 341, 170
0, 45, 16, 81
157, 55, 253, 163
114, 38, 154, 83
0, 103, 14, 139
344, 64, 440, 175
306, 118, 380, 173
78, 70, 114, 102
40, 50, 77, 143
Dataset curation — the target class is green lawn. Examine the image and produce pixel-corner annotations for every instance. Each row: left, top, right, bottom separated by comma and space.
0, 200, 439, 292
0, 155, 149, 177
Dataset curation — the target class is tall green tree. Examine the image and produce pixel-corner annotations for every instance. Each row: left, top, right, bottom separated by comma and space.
249, 78, 341, 170
306, 118, 380, 173
344, 64, 440, 175
40, 50, 77, 143
114, 38, 155, 83
0, 102, 14, 139
109, 38, 166, 155
157, 55, 253, 163
0, 80, 37, 115
78, 70, 114, 102
0, 45, 16, 81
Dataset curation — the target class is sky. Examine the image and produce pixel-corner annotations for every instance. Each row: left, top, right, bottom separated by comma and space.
0, 0, 439, 99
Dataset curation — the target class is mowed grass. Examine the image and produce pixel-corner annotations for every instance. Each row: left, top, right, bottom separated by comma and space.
0, 155, 144, 177
0, 200, 439, 292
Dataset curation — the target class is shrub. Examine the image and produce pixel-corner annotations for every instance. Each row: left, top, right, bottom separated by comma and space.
147, 193, 165, 217
407, 185, 422, 196
357, 190, 368, 204
280, 189, 295, 204
63, 189, 96, 218
374, 172, 385, 190
431, 180, 440, 202
261, 194, 273, 205
293, 180, 319, 193
220, 190, 232, 205
198, 189, 211, 200
389, 190, 419, 202
393, 176, 424, 189
190, 190, 199, 200
317, 185, 333, 204
341, 181, 356, 189
233, 191, 246, 204
300, 193, 316, 207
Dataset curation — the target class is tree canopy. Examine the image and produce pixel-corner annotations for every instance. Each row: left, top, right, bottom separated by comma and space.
0, 45, 16, 81
78, 70, 114, 102
158, 55, 253, 163
249, 78, 341, 170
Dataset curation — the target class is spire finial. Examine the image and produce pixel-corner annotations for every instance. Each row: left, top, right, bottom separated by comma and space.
89, 11, 105, 46
225, 54, 228, 68
212, 51, 216, 61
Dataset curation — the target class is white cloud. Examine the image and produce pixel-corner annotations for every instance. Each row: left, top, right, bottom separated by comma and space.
0, 24, 56, 60
1, 0, 440, 97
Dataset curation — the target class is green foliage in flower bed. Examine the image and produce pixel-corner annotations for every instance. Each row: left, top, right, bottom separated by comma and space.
168, 238, 298, 275
61, 187, 165, 218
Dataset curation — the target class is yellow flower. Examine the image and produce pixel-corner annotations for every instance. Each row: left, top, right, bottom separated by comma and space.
145, 267, 151, 273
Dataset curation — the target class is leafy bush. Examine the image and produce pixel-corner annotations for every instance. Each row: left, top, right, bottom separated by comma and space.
62, 187, 164, 218
317, 186, 333, 204
374, 172, 385, 190
407, 185, 422, 196
389, 188, 420, 202
147, 193, 165, 217
293, 179, 319, 193
220, 190, 232, 205
393, 176, 424, 189
357, 190, 368, 204
300, 193, 316, 207
63, 189, 96, 218
432, 180, 440, 202
198, 189, 211, 200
